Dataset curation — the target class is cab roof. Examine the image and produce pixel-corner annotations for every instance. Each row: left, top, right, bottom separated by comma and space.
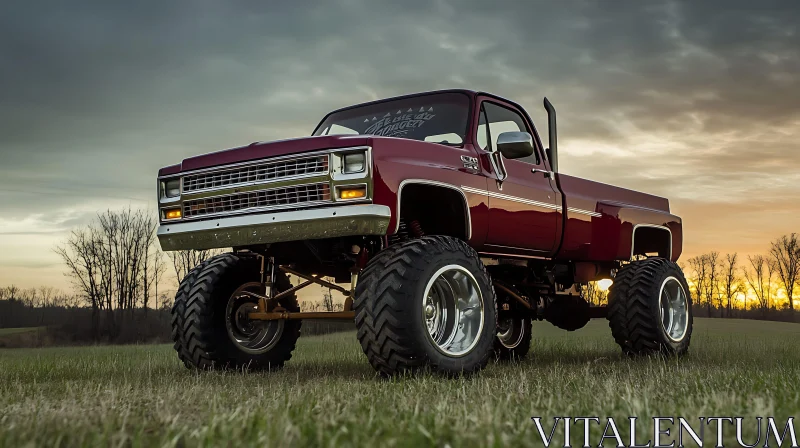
326, 89, 521, 115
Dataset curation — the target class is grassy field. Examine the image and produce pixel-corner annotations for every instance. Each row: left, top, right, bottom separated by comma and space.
1, 318, 799, 447
0, 327, 41, 336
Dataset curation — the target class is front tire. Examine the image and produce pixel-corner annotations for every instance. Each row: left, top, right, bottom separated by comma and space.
607, 258, 693, 356
171, 257, 216, 367
354, 236, 497, 377
171, 253, 301, 371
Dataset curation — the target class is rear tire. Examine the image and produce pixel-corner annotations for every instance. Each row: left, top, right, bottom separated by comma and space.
494, 315, 532, 361
171, 253, 301, 371
607, 258, 693, 356
492, 283, 532, 361
354, 236, 497, 377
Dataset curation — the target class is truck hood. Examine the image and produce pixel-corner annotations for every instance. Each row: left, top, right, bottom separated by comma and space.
160, 135, 371, 175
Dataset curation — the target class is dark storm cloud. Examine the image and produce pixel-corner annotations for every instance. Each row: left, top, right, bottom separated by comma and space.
2, 1, 796, 153
0, 0, 798, 287
468, 1, 800, 137
0, 0, 487, 213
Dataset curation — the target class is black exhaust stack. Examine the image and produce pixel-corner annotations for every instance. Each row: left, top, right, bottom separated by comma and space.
543, 97, 558, 173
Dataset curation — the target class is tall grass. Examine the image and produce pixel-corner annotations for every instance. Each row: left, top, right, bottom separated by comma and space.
1, 318, 798, 447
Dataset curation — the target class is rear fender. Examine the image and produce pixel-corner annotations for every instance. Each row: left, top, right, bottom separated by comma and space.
610, 203, 681, 261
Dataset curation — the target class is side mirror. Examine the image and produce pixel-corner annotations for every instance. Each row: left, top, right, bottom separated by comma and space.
496, 131, 534, 160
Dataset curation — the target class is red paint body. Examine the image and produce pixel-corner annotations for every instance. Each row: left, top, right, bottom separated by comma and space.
159, 90, 682, 263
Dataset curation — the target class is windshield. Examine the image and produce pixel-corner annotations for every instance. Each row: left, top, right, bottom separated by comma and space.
313, 93, 470, 145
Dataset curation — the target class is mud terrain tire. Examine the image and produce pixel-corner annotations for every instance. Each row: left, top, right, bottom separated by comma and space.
171, 257, 216, 367
607, 258, 693, 356
354, 236, 497, 377
171, 253, 301, 371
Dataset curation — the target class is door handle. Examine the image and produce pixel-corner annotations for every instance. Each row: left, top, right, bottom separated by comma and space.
531, 168, 552, 178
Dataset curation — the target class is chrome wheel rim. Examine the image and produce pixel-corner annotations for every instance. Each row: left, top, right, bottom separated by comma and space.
422, 265, 485, 357
497, 317, 525, 349
659, 276, 689, 342
225, 282, 284, 354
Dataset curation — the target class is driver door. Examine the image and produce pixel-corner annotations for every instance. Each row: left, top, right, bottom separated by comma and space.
478, 100, 560, 255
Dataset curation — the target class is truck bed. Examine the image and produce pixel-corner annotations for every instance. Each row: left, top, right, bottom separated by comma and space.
555, 173, 681, 262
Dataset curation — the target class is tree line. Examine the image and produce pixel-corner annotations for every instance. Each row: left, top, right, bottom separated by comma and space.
0, 207, 351, 344
0, 286, 80, 329
2, 208, 798, 344
41, 210, 800, 323
684, 233, 799, 318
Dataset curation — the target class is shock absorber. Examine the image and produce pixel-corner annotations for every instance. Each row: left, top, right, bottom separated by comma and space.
388, 219, 424, 245
256, 255, 275, 312
409, 220, 425, 237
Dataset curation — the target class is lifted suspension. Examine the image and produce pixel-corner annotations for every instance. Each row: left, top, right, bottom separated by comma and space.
245, 263, 357, 321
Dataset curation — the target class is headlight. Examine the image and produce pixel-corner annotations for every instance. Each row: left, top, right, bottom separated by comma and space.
162, 178, 181, 198
342, 152, 366, 174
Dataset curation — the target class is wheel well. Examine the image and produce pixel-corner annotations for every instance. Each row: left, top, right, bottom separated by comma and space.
632, 225, 672, 259
398, 183, 470, 240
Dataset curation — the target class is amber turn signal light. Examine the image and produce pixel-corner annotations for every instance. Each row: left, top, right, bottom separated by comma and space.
164, 208, 182, 220
339, 187, 366, 200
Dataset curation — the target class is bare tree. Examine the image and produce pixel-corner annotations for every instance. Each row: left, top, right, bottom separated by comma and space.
37, 286, 56, 308
7, 285, 20, 301
319, 277, 339, 311
721, 253, 741, 316
98, 209, 148, 313
766, 259, 778, 310
583, 282, 608, 306
769, 233, 799, 312
743, 255, 773, 313
584, 282, 597, 306
322, 288, 334, 312
688, 254, 709, 314
55, 208, 161, 336
55, 227, 105, 334
708, 252, 722, 315
147, 250, 168, 314
17, 288, 37, 308
168, 249, 221, 284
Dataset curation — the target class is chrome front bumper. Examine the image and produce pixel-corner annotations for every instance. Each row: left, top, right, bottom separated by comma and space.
157, 204, 391, 251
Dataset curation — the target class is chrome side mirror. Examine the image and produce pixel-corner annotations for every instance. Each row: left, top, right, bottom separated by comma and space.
496, 132, 534, 160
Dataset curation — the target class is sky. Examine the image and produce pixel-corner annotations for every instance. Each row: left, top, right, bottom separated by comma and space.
0, 0, 798, 292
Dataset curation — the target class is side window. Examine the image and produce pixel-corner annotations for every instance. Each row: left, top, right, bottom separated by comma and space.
482, 102, 540, 165
477, 105, 489, 150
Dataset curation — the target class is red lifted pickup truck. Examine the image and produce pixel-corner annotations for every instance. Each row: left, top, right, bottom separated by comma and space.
158, 89, 691, 376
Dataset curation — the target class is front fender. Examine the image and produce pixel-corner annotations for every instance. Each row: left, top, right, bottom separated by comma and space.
369, 138, 490, 247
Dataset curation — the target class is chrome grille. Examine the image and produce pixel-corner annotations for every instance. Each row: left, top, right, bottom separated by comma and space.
183, 155, 328, 192
183, 183, 331, 218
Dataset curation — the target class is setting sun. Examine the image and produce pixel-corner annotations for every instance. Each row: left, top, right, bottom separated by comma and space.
597, 279, 613, 291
